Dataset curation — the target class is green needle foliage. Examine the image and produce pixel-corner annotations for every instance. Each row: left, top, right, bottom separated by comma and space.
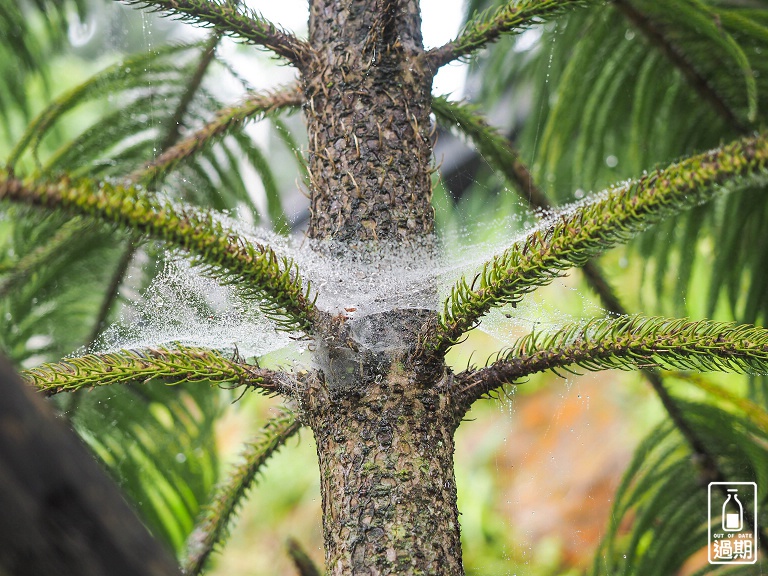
6, 42, 196, 170
0, 0, 85, 133
4, 0, 768, 574
466, 0, 768, 323
591, 399, 768, 576
23, 345, 281, 395
0, 216, 85, 299
72, 378, 226, 552
457, 316, 768, 405
430, 132, 768, 355
668, 371, 768, 431
0, 170, 319, 331
182, 408, 302, 575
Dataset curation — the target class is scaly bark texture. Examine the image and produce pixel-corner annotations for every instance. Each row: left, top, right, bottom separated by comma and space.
301, 305, 460, 574
301, 3, 459, 573
304, 0, 434, 244
300, 367, 463, 575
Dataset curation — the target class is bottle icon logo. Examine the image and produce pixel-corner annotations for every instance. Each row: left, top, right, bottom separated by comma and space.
708, 482, 757, 564
722, 489, 743, 532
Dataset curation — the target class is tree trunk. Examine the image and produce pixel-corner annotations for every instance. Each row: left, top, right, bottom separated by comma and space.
304, 0, 434, 245
0, 356, 181, 576
301, 1, 462, 573
300, 337, 463, 576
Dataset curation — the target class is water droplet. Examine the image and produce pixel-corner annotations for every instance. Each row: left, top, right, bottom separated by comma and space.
605, 155, 619, 168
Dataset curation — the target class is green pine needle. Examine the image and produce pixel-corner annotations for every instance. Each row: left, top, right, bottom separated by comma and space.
23, 345, 281, 394
182, 407, 302, 575
0, 171, 320, 331
427, 0, 594, 69
457, 315, 768, 404
126, 0, 310, 64
130, 85, 302, 186
427, 132, 768, 355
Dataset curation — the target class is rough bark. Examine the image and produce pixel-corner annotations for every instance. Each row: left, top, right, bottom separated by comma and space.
298, 303, 461, 576
0, 356, 180, 576
300, 358, 462, 575
304, 0, 435, 245
301, 2, 460, 573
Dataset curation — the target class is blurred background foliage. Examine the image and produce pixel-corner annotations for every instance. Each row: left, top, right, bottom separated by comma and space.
2, 0, 768, 574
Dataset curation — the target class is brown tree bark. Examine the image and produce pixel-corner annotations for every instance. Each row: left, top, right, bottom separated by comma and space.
300, 2, 462, 573
304, 0, 434, 245
301, 370, 463, 575
0, 356, 181, 576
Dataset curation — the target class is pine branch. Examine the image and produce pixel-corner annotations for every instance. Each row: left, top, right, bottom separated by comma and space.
23, 346, 283, 395
426, 132, 768, 356
456, 315, 768, 408
431, 96, 552, 211
432, 95, 628, 313
129, 85, 303, 186
614, 0, 748, 131
425, 0, 593, 71
122, 0, 311, 66
182, 408, 302, 575
431, 94, 744, 514
160, 32, 221, 153
432, 95, 625, 313
0, 171, 320, 331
